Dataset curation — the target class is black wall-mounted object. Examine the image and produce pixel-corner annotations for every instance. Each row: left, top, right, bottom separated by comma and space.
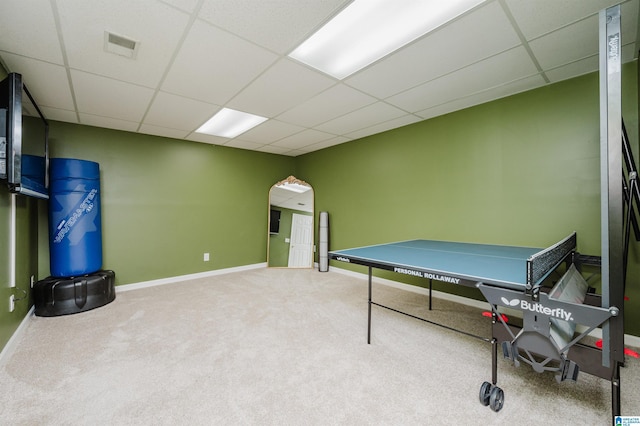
0, 72, 50, 199
269, 208, 281, 234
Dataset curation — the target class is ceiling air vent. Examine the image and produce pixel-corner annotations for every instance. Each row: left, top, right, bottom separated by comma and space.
104, 31, 139, 59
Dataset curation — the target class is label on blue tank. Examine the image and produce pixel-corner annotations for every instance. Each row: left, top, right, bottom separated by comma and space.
52, 187, 99, 244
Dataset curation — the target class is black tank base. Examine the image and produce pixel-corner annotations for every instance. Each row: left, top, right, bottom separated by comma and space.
33, 270, 116, 317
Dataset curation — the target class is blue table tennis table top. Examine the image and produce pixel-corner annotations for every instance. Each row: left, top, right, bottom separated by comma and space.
329, 239, 546, 289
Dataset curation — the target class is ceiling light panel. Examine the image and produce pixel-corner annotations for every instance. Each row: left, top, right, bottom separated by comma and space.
289, 0, 486, 79
196, 108, 268, 138
344, 1, 518, 99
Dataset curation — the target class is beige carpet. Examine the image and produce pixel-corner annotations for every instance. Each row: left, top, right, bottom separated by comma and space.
0, 268, 638, 425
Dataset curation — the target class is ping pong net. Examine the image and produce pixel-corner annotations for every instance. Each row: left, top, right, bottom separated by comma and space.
526, 232, 577, 290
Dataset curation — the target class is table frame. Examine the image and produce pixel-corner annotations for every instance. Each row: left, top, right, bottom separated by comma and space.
330, 233, 620, 414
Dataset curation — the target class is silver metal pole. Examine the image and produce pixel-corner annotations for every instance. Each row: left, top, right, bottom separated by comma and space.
599, 4, 624, 369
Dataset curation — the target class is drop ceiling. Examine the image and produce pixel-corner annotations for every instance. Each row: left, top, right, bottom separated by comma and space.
269, 185, 313, 213
1, 0, 639, 156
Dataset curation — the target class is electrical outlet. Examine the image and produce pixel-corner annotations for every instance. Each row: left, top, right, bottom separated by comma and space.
204, 252, 210, 262
9, 295, 15, 313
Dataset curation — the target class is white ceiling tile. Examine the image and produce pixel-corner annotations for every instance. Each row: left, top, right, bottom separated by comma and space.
269, 188, 289, 205
505, 0, 622, 40
78, 113, 139, 132
227, 58, 335, 118
529, 1, 638, 71
270, 187, 313, 211
162, 19, 278, 105
0, 0, 63, 65
386, 47, 538, 113
544, 55, 599, 83
143, 92, 220, 131
315, 102, 408, 135
198, 0, 350, 54
529, 15, 599, 70
185, 132, 228, 145
345, 1, 521, 99
0, 53, 74, 111
346, 115, 423, 140
57, 0, 190, 87
138, 124, 190, 140
530, 2, 639, 72
71, 70, 155, 122
416, 75, 547, 120
238, 119, 305, 144
475, 75, 548, 104
277, 83, 377, 128
273, 128, 336, 149
258, 145, 294, 155
297, 136, 351, 153
159, 0, 201, 14
1, 0, 637, 156
41, 107, 78, 124
224, 139, 266, 150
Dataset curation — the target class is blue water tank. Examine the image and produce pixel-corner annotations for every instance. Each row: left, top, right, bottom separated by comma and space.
49, 158, 102, 277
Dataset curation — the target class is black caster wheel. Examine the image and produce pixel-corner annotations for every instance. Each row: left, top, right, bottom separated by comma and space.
489, 386, 505, 412
479, 381, 492, 406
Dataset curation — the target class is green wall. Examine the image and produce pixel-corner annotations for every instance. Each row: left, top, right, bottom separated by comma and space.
0, 185, 41, 351
2, 61, 639, 354
1, 100, 295, 351
299, 61, 640, 337
44, 122, 296, 284
0, 62, 43, 348
0, 185, 39, 349
0, 104, 46, 350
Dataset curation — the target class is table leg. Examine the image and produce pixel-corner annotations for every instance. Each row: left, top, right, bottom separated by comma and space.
611, 361, 621, 421
492, 307, 498, 385
368, 266, 372, 344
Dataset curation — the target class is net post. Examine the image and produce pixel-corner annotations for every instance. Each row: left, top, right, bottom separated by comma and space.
526, 232, 577, 291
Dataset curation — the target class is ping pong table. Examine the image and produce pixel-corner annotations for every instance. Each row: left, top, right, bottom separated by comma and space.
329, 232, 619, 413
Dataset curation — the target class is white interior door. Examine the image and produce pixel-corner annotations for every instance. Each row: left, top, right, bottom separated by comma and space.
288, 213, 313, 267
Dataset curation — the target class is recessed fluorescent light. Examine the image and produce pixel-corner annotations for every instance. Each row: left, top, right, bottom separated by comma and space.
195, 108, 268, 138
277, 183, 311, 193
289, 0, 485, 79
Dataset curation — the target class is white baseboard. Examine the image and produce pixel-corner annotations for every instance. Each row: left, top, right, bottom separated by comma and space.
0, 306, 35, 367
116, 262, 267, 293
329, 266, 640, 349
